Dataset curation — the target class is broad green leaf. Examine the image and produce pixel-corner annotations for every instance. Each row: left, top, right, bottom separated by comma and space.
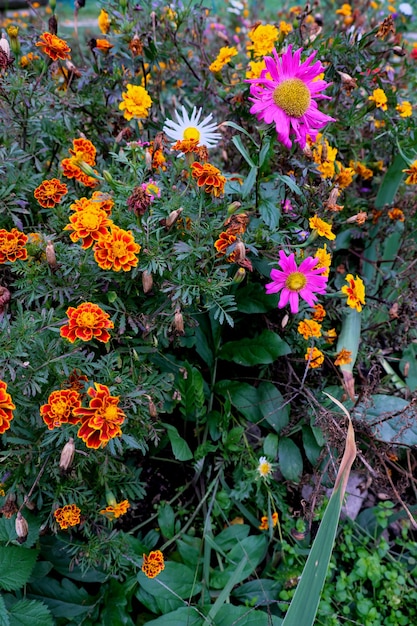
176, 535, 201, 569
158, 504, 176, 540
219, 329, 291, 365
98, 579, 135, 626
137, 562, 201, 602
278, 438, 303, 483
232, 578, 282, 605
302, 426, 323, 466
8, 599, 54, 626
222, 120, 260, 147
0, 595, 9, 626
216, 605, 283, 625
210, 535, 267, 590
354, 394, 417, 446
0, 511, 40, 548
400, 344, 417, 392
39, 536, 107, 583
28, 576, 96, 618
375, 154, 406, 208
213, 524, 250, 551
162, 424, 193, 461
0, 546, 39, 591
145, 607, 204, 625
259, 198, 280, 228
263, 433, 279, 458
277, 174, 302, 195
235, 282, 279, 313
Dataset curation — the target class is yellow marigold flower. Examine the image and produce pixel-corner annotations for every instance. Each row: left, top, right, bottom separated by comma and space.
312, 303, 326, 322
209, 46, 238, 73
403, 160, 417, 185
396, 101, 412, 118
142, 550, 165, 579
20, 52, 39, 67
94, 39, 113, 52
98, 9, 111, 34
259, 511, 279, 530
35, 32, 71, 61
6, 25, 18, 38
0, 380, 15, 435
334, 164, 355, 189
368, 88, 388, 111
0, 228, 28, 263
309, 215, 336, 240
305, 346, 324, 368
387, 207, 405, 221
349, 160, 373, 180
245, 59, 267, 79
94, 225, 141, 272
336, 3, 352, 15
279, 20, 292, 36
64, 205, 112, 249
247, 24, 279, 57
324, 328, 337, 344
100, 499, 130, 520
297, 318, 322, 339
334, 348, 352, 366
257, 456, 273, 478
341, 274, 366, 312
315, 244, 332, 276
318, 160, 335, 179
54, 504, 81, 530
60, 302, 114, 344
119, 84, 152, 121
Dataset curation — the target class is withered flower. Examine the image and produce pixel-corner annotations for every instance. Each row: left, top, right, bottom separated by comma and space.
376, 15, 395, 39
142, 271, 153, 294
15, 511, 29, 544
1, 492, 18, 519
127, 186, 151, 216
60, 438, 76, 472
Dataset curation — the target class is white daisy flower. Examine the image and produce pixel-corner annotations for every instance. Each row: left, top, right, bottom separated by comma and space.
257, 456, 273, 479
399, 2, 413, 15
163, 106, 222, 149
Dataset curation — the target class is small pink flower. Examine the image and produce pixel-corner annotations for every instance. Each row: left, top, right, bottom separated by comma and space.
265, 250, 328, 314
246, 45, 335, 149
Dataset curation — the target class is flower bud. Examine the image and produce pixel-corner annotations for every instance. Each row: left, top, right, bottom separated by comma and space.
0, 35, 10, 60
174, 308, 184, 334
49, 0, 57, 12
102, 170, 115, 185
164, 207, 183, 229
105, 489, 117, 507
49, 14, 58, 35
392, 46, 406, 57
142, 270, 153, 294
148, 397, 158, 418
15, 511, 28, 544
233, 267, 246, 283
77, 160, 96, 178
46, 240, 57, 270
59, 438, 75, 472
227, 201, 242, 214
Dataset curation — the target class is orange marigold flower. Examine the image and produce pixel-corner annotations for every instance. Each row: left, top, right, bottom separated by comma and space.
34, 179, 68, 208
259, 511, 279, 530
324, 328, 337, 344
74, 383, 126, 449
40, 389, 82, 430
94, 38, 113, 52
334, 348, 352, 366
312, 303, 326, 322
309, 215, 336, 240
214, 231, 237, 255
191, 162, 226, 197
305, 346, 324, 368
334, 164, 355, 189
91, 191, 114, 215
341, 274, 366, 312
0, 228, 28, 263
61, 159, 98, 188
100, 499, 130, 520
54, 504, 81, 529
0, 380, 15, 435
61, 138, 98, 188
60, 302, 114, 344
35, 32, 71, 61
151, 148, 167, 171
142, 550, 165, 579
297, 318, 322, 339
387, 207, 405, 221
64, 205, 112, 249
403, 161, 417, 185
94, 225, 141, 272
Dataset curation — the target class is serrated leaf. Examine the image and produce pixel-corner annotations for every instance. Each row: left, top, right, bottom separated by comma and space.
0, 595, 10, 626
219, 330, 291, 366
0, 546, 39, 591
259, 198, 280, 228
8, 599, 53, 626
27, 577, 95, 618
144, 607, 204, 625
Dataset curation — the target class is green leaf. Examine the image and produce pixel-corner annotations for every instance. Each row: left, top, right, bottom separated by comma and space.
375, 154, 406, 208
162, 424, 193, 461
235, 282, 279, 313
279, 438, 303, 483
231, 135, 257, 168
158, 504, 176, 540
216, 605, 283, 625
232, 578, 281, 605
216, 381, 289, 433
241, 166, 258, 199
222, 121, 260, 147
210, 535, 267, 590
28, 576, 96, 618
219, 329, 291, 366
302, 426, 323, 465
214, 524, 250, 551
263, 433, 279, 458
8, 599, 54, 626
277, 174, 302, 195
354, 394, 417, 446
336, 309, 361, 374
0, 595, 10, 626
0, 546, 39, 591
176, 535, 201, 569
400, 344, 417, 392
137, 562, 201, 615
259, 198, 280, 228
144, 607, 204, 625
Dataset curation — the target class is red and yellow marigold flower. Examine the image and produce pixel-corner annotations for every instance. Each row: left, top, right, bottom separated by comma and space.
74, 383, 126, 449
94, 225, 141, 272
35, 32, 71, 61
191, 162, 226, 197
0, 380, 15, 435
341, 274, 366, 312
61, 138, 98, 188
142, 550, 165, 579
403, 161, 417, 185
259, 511, 279, 530
64, 205, 112, 249
34, 179, 68, 208
40, 389, 82, 430
305, 346, 325, 368
100, 499, 130, 520
54, 504, 81, 529
0, 228, 28, 263
60, 302, 114, 344
387, 207, 405, 221
214, 231, 237, 256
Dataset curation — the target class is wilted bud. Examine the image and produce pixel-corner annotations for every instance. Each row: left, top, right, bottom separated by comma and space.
337, 70, 358, 94
174, 308, 184, 334
142, 270, 153, 294
233, 267, 246, 283
392, 46, 406, 57
164, 207, 184, 229
46, 240, 57, 270
346, 211, 367, 225
302, 143, 312, 158
65, 60, 82, 78
233, 240, 246, 264
0, 35, 10, 60
59, 437, 75, 472
49, 14, 58, 35
148, 397, 158, 418
281, 313, 289, 329
0, 492, 17, 519
145, 148, 153, 170
15, 512, 28, 544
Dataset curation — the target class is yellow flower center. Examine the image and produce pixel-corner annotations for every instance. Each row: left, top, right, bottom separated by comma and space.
80, 212, 100, 229
2, 239, 17, 252
272, 78, 311, 117
78, 311, 97, 327
104, 405, 118, 421
112, 241, 126, 257
285, 271, 307, 291
183, 126, 201, 141
54, 399, 68, 416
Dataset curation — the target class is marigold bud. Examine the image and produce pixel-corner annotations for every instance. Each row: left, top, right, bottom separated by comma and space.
164, 207, 184, 229
233, 267, 246, 283
102, 170, 115, 185
77, 161, 96, 178
59, 437, 75, 472
49, 15, 58, 35
174, 308, 184, 334
46, 240, 57, 269
142, 270, 153, 294
227, 201, 242, 214
0, 35, 11, 59
148, 397, 158, 418
15, 512, 29, 544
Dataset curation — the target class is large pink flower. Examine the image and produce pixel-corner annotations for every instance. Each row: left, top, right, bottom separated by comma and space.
247, 45, 335, 149
265, 251, 328, 314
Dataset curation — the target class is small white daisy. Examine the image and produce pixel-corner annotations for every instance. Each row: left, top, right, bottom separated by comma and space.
257, 456, 273, 479
399, 2, 413, 15
162, 106, 222, 149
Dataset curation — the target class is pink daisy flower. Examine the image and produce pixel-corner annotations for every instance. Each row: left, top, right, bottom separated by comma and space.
265, 250, 328, 314
247, 45, 335, 149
